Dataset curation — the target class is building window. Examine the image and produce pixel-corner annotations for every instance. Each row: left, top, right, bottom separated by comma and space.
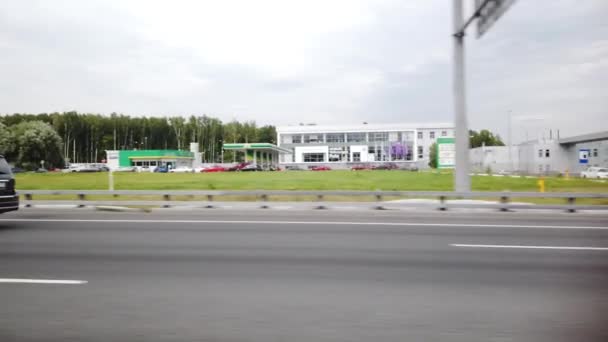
545, 149, 550, 157
441, 131, 447, 137
292, 135, 302, 144
417, 132, 423, 140
545, 164, 551, 172
303, 153, 324, 162
417, 146, 423, 159
538, 149, 543, 158
429, 131, 435, 139
303, 135, 319, 143
593, 148, 598, 157
346, 132, 366, 143
326, 133, 345, 143
538, 165, 543, 173
352, 152, 361, 162
369, 132, 389, 142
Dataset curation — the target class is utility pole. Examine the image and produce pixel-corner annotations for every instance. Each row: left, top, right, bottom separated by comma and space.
508, 110, 513, 172
452, 0, 470, 192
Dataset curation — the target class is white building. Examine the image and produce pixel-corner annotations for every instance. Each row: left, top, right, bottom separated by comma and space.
469, 131, 608, 175
276, 123, 454, 169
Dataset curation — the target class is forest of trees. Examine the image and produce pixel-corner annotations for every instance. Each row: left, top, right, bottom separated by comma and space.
0, 112, 276, 169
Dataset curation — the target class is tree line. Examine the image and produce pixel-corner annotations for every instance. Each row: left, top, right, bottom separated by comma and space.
0, 112, 276, 169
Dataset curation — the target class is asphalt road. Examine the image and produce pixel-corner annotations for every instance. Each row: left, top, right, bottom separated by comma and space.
1, 209, 607, 342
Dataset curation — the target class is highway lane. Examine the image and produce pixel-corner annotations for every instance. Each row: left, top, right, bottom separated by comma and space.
1, 209, 607, 341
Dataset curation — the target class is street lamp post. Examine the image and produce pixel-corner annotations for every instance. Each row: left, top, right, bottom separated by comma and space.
452, 0, 470, 192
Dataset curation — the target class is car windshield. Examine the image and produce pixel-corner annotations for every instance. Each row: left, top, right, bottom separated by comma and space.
0, 157, 12, 175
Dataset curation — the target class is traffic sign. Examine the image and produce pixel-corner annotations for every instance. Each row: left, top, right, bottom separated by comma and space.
579, 149, 590, 164
476, 0, 517, 38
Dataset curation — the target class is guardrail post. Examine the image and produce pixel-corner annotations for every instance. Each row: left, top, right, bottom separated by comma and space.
438, 195, 447, 211
374, 194, 385, 210
566, 197, 576, 213
77, 193, 86, 208
499, 195, 510, 212
315, 194, 326, 210
260, 194, 269, 209
205, 195, 214, 209
162, 194, 171, 208
24, 193, 32, 208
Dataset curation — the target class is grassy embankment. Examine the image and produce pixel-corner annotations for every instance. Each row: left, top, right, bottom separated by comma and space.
15, 171, 608, 204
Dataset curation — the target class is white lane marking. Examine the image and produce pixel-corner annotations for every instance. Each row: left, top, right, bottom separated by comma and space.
0, 218, 606, 229
0, 278, 88, 284
451, 244, 608, 251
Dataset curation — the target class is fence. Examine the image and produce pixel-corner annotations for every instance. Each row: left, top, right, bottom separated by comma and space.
18, 190, 608, 212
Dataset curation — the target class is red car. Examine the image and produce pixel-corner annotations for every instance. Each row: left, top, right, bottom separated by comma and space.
201, 165, 226, 173
227, 162, 251, 171
351, 164, 371, 171
311, 165, 331, 171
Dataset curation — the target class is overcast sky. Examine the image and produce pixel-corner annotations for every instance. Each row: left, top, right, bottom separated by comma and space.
0, 0, 606, 142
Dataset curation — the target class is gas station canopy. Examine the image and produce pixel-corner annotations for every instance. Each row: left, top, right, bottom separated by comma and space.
222, 143, 291, 154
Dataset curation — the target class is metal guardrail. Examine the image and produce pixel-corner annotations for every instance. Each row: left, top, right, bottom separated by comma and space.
18, 190, 608, 212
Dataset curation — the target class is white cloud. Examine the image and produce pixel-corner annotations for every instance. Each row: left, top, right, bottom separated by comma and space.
0, 0, 606, 139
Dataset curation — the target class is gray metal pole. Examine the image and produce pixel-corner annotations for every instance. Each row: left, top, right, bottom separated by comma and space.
508, 110, 512, 172
452, 0, 470, 192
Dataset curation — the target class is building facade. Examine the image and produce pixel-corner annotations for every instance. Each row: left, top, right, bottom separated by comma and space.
276, 123, 454, 169
105, 149, 194, 170
469, 131, 608, 175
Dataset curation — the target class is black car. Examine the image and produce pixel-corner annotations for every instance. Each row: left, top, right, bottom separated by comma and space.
0, 155, 19, 214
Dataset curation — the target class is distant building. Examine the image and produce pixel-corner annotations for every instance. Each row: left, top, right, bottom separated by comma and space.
105, 149, 195, 170
469, 130, 608, 175
276, 123, 454, 169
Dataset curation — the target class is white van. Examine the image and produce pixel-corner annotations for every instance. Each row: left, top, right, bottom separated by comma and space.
580, 167, 608, 179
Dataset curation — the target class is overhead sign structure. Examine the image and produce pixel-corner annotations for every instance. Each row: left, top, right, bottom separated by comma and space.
437, 137, 455, 169
579, 149, 590, 164
451, 0, 518, 191
476, 0, 518, 38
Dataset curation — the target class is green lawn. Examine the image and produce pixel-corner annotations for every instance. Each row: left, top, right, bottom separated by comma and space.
14, 170, 608, 193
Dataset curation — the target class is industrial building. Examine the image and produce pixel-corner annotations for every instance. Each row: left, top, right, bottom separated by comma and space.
105, 143, 202, 170
276, 123, 454, 169
469, 131, 608, 175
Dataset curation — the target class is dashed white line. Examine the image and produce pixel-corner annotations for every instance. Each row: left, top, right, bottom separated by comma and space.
450, 244, 608, 251
0, 278, 88, 284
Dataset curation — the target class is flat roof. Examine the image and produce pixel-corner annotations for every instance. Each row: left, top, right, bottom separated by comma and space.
128, 156, 193, 160
223, 143, 291, 153
276, 122, 453, 134
559, 131, 608, 145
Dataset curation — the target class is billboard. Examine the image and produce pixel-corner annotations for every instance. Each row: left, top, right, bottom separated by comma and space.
437, 137, 455, 169
476, 0, 517, 38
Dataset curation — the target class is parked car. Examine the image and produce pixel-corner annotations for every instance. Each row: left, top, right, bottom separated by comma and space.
10, 167, 24, 173
240, 163, 262, 172
0, 155, 19, 214
169, 166, 193, 173
351, 164, 371, 171
201, 165, 226, 173
69, 165, 101, 172
372, 163, 399, 170
581, 167, 608, 179
284, 165, 305, 171
154, 165, 169, 173
114, 166, 136, 172
311, 165, 331, 171
227, 162, 251, 171
35, 168, 48, 173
